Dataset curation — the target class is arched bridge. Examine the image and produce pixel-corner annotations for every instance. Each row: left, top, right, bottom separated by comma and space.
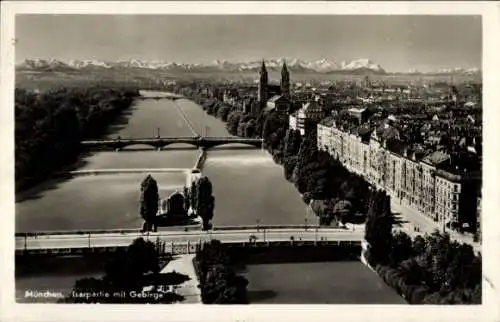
136, 96, 183, 101
136, 93, 184, 101
81, 136, 264, 151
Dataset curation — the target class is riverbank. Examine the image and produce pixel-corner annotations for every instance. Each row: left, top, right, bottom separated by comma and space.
15, 87, 140, 192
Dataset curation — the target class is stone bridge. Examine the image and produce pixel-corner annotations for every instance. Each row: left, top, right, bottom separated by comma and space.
81, 136, 264, 151
136, 95, 184, 101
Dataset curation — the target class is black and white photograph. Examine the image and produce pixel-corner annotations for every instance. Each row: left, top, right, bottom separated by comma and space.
1, 2, 499, 321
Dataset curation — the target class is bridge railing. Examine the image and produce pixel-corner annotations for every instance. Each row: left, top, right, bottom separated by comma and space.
16, 229, 364, 253
212, 224, 323, 231
15, 228, 144, 237
15, 224, 345, 237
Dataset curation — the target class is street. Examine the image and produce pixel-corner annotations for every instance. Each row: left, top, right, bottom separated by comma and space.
390, 198, 480, 253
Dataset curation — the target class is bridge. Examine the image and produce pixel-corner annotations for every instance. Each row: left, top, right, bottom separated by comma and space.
136, 94, 184, 101
15, 228, 364, 255
81, 136, 264, 151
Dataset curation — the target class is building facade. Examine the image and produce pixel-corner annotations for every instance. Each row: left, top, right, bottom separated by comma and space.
317, 119, 478, 230
292, 100, 324, 135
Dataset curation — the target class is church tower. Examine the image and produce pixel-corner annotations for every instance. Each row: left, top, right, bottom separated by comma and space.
258, 60, 268, 107
281, 61, 290, 99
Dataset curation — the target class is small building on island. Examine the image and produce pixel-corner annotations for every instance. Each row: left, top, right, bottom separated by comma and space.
158, 190, 187, 216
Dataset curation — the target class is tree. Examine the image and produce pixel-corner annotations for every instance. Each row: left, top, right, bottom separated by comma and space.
226, 111, 243, 135
66, 238, 186, 304
333, 199, 353, 226
216, 105, 231, 122
183, 186, 191, 214
15, 86, 139, 189
388, 231, 413, 266
195, 176, 215, 230
140, 175, 159, 232
262, 111, 289, 152
244, 119, 257, 138
190, 180, 199, 213
364, 189, 394, 265
284, 128, 302, 158
283, 155, 298, 181
237, 121, 247, 137
196, 241, 249, 304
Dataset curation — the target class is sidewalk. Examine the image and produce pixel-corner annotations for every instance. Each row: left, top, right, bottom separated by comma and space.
142, 254, 202, 304
161, 254, 202, 303
390, 198, 480, 253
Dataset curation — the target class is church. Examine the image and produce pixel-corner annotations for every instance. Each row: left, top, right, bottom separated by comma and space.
251, 60, 292, 117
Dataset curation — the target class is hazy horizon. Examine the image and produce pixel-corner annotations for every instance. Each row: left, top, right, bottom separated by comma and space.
16, 15, 481, 73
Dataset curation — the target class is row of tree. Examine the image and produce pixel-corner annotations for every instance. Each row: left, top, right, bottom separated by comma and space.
15, 86, 140, 188
364, 189, 482, 304
66, 238, 186, 303
194, 240, 249, 304
139, 174, 215, 232
186, 90, 372, 226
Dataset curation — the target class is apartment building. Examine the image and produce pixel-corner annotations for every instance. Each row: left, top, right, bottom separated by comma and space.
290, 99, 324, 135
434, 171, 458, 226
317, 118, 479, 230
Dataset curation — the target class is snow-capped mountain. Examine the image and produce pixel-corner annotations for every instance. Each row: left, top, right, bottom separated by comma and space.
16, 58, 481, 75
19, 58, 74, 70
304, 59, 341, 73
68, 59, 112, 69
16, 57, 385, 74
434, 67, 480, 75
340, 58, 385, 73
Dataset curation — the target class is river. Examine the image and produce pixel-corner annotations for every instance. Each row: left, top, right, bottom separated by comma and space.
16, 91, 313, 232
16, 90, 399, 304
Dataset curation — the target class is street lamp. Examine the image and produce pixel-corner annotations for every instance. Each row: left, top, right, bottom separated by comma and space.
305, 202, 312, 231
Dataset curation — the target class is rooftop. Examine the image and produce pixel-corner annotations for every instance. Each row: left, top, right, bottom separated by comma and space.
348, 107, 367, 114
422, 150, 451, 166
302, 101, 321, 111
268, 95, 288, 104
319, 116, 336, 127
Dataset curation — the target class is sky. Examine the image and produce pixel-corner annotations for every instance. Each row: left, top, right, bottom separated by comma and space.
15, 15, 481, 72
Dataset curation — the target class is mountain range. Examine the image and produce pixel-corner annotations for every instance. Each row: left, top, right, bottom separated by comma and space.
16, 58, 481, 76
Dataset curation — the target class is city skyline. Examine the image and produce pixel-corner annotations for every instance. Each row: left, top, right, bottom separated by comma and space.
16, 15, 481, 73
